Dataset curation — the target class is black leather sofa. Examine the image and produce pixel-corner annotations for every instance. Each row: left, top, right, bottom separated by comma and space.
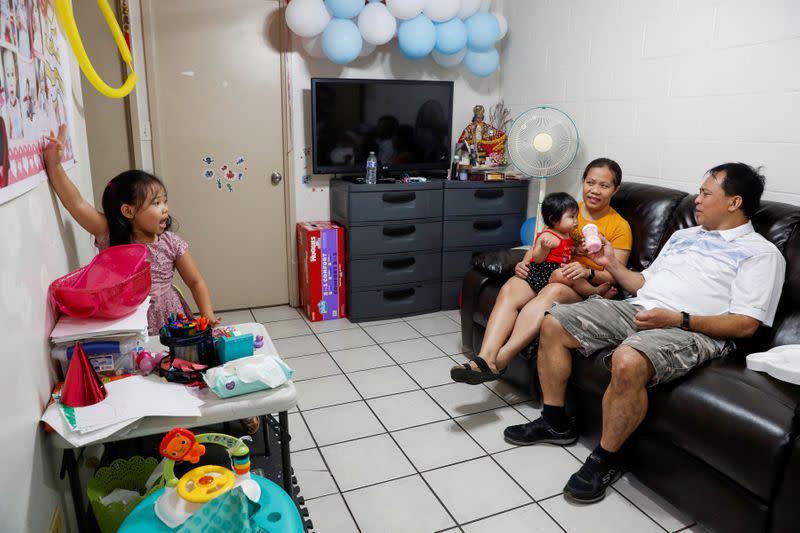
460, 182, 800, 533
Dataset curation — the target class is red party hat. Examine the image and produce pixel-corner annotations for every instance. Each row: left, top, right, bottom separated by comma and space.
61, 342, 107, 407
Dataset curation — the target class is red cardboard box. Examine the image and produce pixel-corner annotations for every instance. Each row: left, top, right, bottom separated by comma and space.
297, 221, 346, 322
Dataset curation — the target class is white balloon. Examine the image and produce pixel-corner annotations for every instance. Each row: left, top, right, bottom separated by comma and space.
359, 42, 377, 57
479, 0, 491, 12
423, 0, 460, 23
286, 0, 331, 38
301, 35, 326, 58
457, 0, 480, 19
386, 0, 425, 20
432, 48, 466, 67
492, 11, 507, 40
358, 3, 397, 45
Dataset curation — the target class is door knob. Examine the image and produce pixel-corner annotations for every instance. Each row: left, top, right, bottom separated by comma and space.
271, 171, 283, 185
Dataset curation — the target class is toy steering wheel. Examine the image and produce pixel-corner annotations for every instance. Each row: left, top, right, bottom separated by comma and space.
176, 465, 236, 503
159, 428, 253, 499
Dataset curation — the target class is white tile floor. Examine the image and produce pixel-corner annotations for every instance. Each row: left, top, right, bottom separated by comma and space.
246, 305, 703, 533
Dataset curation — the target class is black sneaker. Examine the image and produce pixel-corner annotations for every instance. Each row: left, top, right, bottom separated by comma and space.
563, 452, 622, 503
503, 416, 578, 446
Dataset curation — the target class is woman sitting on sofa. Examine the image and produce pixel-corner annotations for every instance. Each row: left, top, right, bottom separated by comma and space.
451, 158, 633, 384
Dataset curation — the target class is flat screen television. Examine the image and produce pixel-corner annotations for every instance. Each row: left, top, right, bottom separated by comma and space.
311, 78, 454, 175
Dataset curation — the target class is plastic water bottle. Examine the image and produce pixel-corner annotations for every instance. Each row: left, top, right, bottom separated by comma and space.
366, 151, 378, 184
449, 154, 460, 180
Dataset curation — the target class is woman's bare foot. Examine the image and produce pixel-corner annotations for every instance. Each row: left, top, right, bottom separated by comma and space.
596, 282, 618, 299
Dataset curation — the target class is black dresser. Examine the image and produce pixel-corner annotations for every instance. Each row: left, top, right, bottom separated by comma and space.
330, 178, 528, 321
440, 180, 528, 308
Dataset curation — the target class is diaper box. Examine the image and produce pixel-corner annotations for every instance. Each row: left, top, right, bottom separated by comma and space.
296, 221, 346, 322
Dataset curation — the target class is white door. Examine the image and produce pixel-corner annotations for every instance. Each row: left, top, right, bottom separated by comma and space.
142, 0, 288, 310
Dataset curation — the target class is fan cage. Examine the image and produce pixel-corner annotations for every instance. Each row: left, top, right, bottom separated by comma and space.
507, 106, 579, 178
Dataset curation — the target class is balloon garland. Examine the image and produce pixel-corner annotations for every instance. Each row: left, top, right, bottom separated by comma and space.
286, 0, 506, 77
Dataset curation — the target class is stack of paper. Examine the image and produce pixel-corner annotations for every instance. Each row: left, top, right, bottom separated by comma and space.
50, 298, 150, 344
41, 375, 204, 447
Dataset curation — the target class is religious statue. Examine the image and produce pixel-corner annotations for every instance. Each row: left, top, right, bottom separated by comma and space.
457, 104, 508, 167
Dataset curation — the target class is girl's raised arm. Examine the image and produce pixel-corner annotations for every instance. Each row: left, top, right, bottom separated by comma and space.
44, 125, 108, 238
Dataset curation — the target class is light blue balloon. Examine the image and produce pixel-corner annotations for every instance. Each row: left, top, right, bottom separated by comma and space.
465, 47, 499, 77
322, 19, 363, 64
520, 217, 537, 245
465, 12, 500, 52
398, 14, 436, 60
325, 0, 363, 19
435, 18, 467, 56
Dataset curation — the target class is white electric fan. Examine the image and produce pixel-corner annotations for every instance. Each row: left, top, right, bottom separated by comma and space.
507, 106, 579, 234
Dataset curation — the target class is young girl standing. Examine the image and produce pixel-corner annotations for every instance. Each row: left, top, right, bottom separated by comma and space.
43, 125, 221, 335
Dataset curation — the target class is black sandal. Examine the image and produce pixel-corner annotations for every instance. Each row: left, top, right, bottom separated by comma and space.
450, 357, 506, 385
450, 362, 473, 383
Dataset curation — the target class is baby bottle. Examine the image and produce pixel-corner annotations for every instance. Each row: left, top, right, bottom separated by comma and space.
582, 223, 602, 253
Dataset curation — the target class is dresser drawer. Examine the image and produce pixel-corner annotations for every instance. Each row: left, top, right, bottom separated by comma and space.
444, 187, 527, 217
442, 216, 524, 249
349, 282, 441, 322
334, 188, 442, 224
348, 222, 442, 256
349, 252, 441, 288
331, 180, 443, 225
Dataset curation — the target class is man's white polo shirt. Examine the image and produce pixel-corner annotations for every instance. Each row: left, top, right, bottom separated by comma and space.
628, 221, 785, 329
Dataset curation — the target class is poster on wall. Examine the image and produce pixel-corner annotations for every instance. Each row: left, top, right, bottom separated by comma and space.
0, 0, 75, 206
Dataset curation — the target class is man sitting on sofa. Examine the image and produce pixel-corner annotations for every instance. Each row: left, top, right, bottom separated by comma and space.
503, 162, 786, 504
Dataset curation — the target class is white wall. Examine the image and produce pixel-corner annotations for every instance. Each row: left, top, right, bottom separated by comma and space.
501, 0, 800, 206
74, 0, 134, 208
287, 35, 503, 222
0, 45, 94, 533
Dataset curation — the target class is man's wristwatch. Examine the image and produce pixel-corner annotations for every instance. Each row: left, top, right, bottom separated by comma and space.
586, 268, 595, 281
680, 311, 691, 331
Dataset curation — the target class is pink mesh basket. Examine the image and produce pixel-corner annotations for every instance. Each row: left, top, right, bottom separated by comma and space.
49, 244, 152, 319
